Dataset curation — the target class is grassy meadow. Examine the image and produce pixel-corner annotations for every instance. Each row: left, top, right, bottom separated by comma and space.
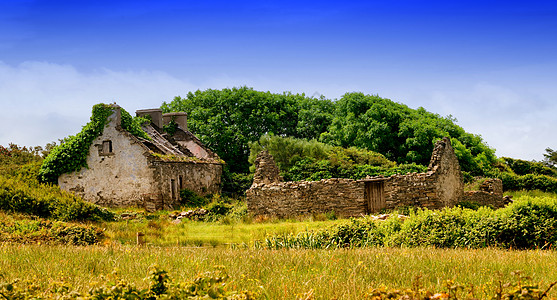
2, 190, 557, 298
2, 244, 557, 299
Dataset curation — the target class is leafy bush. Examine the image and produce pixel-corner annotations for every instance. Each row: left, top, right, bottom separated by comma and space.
221, 168, 253, 197
179, 188, 209, 207
0, 213, 104, 245
249, 134, 427, 182
495, 171, 557, 193
284, 157, 427, 182
502, 157, 557, 177
266, 196, 557, 250
0, 174, 114, 222
205, 201, 233, 217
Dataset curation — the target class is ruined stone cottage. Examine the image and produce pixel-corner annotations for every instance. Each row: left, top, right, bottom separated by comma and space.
247, 137, 504, 217
59, 105, 223, 210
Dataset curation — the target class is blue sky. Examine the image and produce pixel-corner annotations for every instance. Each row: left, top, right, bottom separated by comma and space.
1, 0, 556, 161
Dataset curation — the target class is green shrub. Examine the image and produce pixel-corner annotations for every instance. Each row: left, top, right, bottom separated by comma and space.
179, 189, 209, 207
0, 213, 104, 245
502, 157, 557, 176
266, 196, 557, 250
0, 174, 114, 222
221, 169, 253, 196
205, 201, 232, 216
495, 171, 557, 193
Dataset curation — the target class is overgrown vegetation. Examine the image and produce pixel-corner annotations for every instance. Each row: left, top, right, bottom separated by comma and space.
248, 134, 427, 181
0, 265, 258, 299
0, 145, 114, 222
1, 264, 555, 299
0, 173, 114, 222
162, 87, 496, 176
39, 104, 151, 184
266, 195, 557, 250
2, 245, 557, 299
0, 212, 104, 245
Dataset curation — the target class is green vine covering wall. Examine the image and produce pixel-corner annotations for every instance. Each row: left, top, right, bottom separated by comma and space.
39, 104, 151, 184
120, 108, 151, 140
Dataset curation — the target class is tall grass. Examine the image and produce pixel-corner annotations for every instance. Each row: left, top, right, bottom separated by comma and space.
103, 213, 344, 246
1, 245, 556, 299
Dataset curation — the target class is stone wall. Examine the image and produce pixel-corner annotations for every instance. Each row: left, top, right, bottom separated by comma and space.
152, 160, 223, 207
383, 172, 440, 209
247, 178, 367, 217
252, 150, 282, 185
247, 137, 466, 217
463, 178, 504, 208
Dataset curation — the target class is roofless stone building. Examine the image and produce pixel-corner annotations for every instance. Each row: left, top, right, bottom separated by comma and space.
247, 137, 504, 217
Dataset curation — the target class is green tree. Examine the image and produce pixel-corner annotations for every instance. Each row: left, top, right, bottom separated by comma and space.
321, 92, 496, 175
543, 147, 557, 168
161, 87, 332, 173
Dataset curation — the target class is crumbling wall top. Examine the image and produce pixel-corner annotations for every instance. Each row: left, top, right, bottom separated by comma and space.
252, 150, 282, 186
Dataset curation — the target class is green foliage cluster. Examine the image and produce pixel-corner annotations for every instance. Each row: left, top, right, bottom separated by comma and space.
179, 188, 209, 207
221, 169, 253, 197
38, 104, 113, 184
321, 93, 497, 175
266, 196, 557, 250
495, 172, 557, 193
248, 135, 425, 181
0, 144, 43, 176
544, 147, 557, 168
162, 87, 495, 175
162, 119, 179, 135
0, 173, 114, 222
0, 212, 104, 245
502, 157, 557, 177
39, 104, 151, 184
0, 265, 259, 299
161, 87, 334, 173
119, 108, 152, 140
285, 159, 426, 181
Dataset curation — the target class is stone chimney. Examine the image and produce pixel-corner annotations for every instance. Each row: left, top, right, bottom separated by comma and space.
136, 108, 163, 129
162, 112, 187, 131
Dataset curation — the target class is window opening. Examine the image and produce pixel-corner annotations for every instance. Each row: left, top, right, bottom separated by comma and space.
101, 140, 113, 155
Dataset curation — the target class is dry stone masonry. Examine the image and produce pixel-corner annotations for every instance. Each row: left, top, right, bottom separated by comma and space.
247, 137, 503, 217
463, 178, 505, 208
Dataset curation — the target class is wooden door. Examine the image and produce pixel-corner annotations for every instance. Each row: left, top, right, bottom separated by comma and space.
365, 181, 385, 213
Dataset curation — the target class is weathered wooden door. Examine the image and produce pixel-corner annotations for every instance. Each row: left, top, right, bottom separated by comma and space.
365, 181, 385, 213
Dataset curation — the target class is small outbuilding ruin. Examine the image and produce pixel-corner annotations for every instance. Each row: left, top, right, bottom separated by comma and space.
246, 137, 503, 217
58, 104, 223, 210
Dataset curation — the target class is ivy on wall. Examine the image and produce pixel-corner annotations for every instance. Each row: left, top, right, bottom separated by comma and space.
39, 104, 151, 184
120, 108, 151, 140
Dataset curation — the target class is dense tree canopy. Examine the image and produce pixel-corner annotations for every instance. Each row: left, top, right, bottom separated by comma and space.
162, 87, 496, 175
321, 93, 497, 174
161, 87, 333, 172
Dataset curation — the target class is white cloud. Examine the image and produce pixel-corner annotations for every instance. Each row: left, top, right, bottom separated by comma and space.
0, 61, 197, 147
411, 82, 557, 161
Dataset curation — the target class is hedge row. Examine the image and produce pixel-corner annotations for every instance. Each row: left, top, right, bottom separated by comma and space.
266, 196, 557, 249
496, 172, 557, 193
